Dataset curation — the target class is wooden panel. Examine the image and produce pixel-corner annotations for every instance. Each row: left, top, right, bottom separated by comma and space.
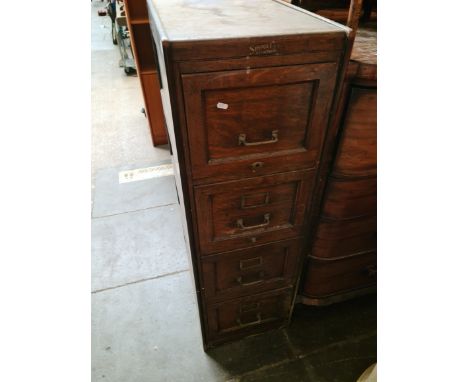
206, 288, 292, 342
201, 239, 301, 302
182, 63, 338, 183
311, 216, 376, 259
125, 0, 148, 20
302, 252, 376, 298
169, 33, 347, 62
205, 82, 315, 160
124, 0, 168, 146
140, 73, 168, 145
333, 87, 377, 177
177, 51, 342, 75
131, 24, 157, 73
322, 177, 376, 219
194, 170, 316, 255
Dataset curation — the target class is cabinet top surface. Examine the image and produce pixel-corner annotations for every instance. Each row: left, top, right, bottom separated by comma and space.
147, 0, 348, 42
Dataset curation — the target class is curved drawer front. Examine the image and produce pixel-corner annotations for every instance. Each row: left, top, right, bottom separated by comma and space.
322, 177, 376, 219
333, 87, 376, 177
194, 170, 315, 255
311, 216, 377, 259
205, 289, 292, 342
201, 239, 301, 302
302, 252, 376, 298
182, 63, 338, 183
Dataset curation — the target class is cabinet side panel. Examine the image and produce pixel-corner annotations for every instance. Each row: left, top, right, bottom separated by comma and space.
148, 4, 208, 344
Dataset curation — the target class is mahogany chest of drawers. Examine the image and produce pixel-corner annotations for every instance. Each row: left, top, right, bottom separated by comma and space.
300, 23, 377, 305
147, 0, 349, 348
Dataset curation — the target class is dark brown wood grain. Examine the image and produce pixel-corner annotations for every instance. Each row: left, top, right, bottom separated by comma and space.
321, 176, 376, 219
332, 86, 377, 178
311, 216, 376, 259
177, 51, 342, 74
169, 33, 346, 62
302, 252, 376, 298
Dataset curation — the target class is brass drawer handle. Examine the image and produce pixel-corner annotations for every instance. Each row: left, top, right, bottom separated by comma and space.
236, 213, 270, 230
236, 312, 262, 327
236, 271, 265, 286
238, 130, 279, 146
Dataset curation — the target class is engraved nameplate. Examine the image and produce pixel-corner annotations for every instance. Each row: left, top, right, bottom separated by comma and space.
249, 42, 279, 56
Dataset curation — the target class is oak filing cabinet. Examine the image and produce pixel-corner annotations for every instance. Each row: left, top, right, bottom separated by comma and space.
147, 0, 350, 348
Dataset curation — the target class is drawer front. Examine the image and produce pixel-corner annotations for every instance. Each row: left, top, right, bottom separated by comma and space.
201, 239, 301, 302
311, 216, 376, 259
333, 87, 376, 177
302, 252, 376, 298
194, 170, 315, 255
322, 177, 376, 219
182, 63, 338, 183
206, 289, 292, 341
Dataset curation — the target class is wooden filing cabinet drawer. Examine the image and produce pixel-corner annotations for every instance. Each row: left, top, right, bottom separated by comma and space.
311, 216, 376, 259
194, 170, 315, 254
182, 63, 338, 183
333, 87, 376, 177
302, 252, 376, 298
205, 288, 292, 342
322, 177, 376, 219
201, 239, 301, 302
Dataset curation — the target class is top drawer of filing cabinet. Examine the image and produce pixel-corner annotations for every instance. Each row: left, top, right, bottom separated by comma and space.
182, 63, 339, 184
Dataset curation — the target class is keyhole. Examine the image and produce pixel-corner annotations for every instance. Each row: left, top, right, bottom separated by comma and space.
251, 162, 264, 172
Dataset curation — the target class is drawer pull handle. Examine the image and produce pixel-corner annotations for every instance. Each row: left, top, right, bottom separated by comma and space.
236, 312, 262, 327
236, 213, 270, 230
236, 271, 265, 286
238, 130, 279, 146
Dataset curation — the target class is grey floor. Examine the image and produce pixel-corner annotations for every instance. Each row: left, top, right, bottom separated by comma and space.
91, 1, 377, 381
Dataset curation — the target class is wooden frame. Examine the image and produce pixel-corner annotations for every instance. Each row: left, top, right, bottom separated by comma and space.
123, 0, 168, 146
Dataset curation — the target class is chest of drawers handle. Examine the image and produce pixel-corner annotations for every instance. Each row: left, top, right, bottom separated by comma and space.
236, 213, 270, 230
238, 130, 279, 146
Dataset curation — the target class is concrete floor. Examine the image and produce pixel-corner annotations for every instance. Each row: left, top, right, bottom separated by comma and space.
91, 1, 377, 381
